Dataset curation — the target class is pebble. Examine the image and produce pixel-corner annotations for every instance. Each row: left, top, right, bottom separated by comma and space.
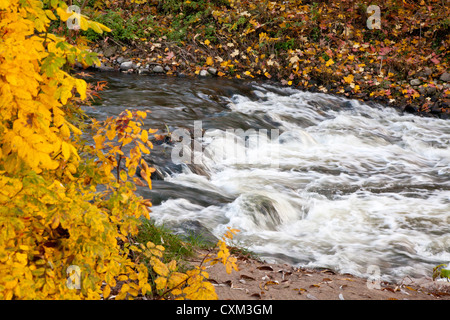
199, 69, 209, 77
440, 72, 450, 82
152, 65, 165, 73
120, 61, 135, 70
207, 67, 217, 75
410, 79, 421, 86
103, 46, 117, 58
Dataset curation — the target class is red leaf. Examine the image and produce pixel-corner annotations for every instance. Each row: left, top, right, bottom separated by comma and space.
431, 57, 440, 64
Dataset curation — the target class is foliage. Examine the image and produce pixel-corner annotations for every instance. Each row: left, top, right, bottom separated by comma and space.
83, 9, 156, 43
433, 264, 450, 282
0, 0, 236, 300
142, 227, 240, 300
86, 0, 449, 114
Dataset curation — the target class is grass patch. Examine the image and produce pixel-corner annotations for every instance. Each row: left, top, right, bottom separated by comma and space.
135, 218, 215, 271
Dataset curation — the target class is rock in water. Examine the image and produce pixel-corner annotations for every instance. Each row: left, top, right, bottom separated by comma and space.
199, 69, 209, 77
207, 67, 217, 75
152, 65, 164, 73
120, 61, 136, 70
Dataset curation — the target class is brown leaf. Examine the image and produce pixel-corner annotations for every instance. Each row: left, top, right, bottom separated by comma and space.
250, 293, 262, 299
257, 265, 273, 271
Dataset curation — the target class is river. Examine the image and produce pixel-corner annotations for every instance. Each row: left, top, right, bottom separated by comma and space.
85, 73, 450, 283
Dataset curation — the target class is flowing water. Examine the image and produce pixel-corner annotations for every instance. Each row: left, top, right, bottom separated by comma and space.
86, 73, 450, 282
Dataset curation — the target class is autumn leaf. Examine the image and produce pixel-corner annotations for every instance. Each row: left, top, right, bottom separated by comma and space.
343, 74, 354, 84
325, 59, 334, 67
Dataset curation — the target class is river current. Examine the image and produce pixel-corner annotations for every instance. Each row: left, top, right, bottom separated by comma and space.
86, 73, 450, 282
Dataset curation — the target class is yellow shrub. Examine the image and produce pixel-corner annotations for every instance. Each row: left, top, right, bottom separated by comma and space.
0, 0, 237, 300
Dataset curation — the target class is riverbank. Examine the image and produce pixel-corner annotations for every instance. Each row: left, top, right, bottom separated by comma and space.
187, 248, 450, 300
74, 0, 449, 118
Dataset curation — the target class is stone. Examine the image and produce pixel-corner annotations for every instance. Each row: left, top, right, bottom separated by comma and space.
199, 69, 209, 77
424, 67, 433, 76
426, 86, 437, 95
98, 63, 115, 72
137, 68, 150, 75
120, 61, 136, 70
439, 72, 450, 82
430, 104, 442, 114
403, 105, 418, 114
418, 86, 427, 95
116, 56, 126, 64
103, 46, 118, 58
152, 65, 164, 73
207, 67, 217, 75
410, 78, 421, 86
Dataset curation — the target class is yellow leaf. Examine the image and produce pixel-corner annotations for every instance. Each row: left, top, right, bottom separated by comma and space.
152, 258, 169, 277
120, 170, 127, 182
141, 130, 148, 143
75, 79, 87, 100
155, 276, 167, 290
50, 216, 60, 229
61, 141, 71, 160
106, 129, 116, 140
137, 141, 150, 154
103, 285, 111, 299
206, 56, 213, 66
45, 9, 57, 20
168, 260, 177, 272
79, 16, 89, 31
244, 71, 254, 78
56, 7, 72, 21
343, 74, 354, 84
136, 110, 147, 119
168, 272, 188, 289
204, 39, 210, 46
326, 59, 334, 67
60, 124, 71, 138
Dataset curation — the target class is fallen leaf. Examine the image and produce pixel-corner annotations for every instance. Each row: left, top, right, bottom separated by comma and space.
257, 266, 273, 271
240, 274, 256, 281
165, 51, 175, 60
